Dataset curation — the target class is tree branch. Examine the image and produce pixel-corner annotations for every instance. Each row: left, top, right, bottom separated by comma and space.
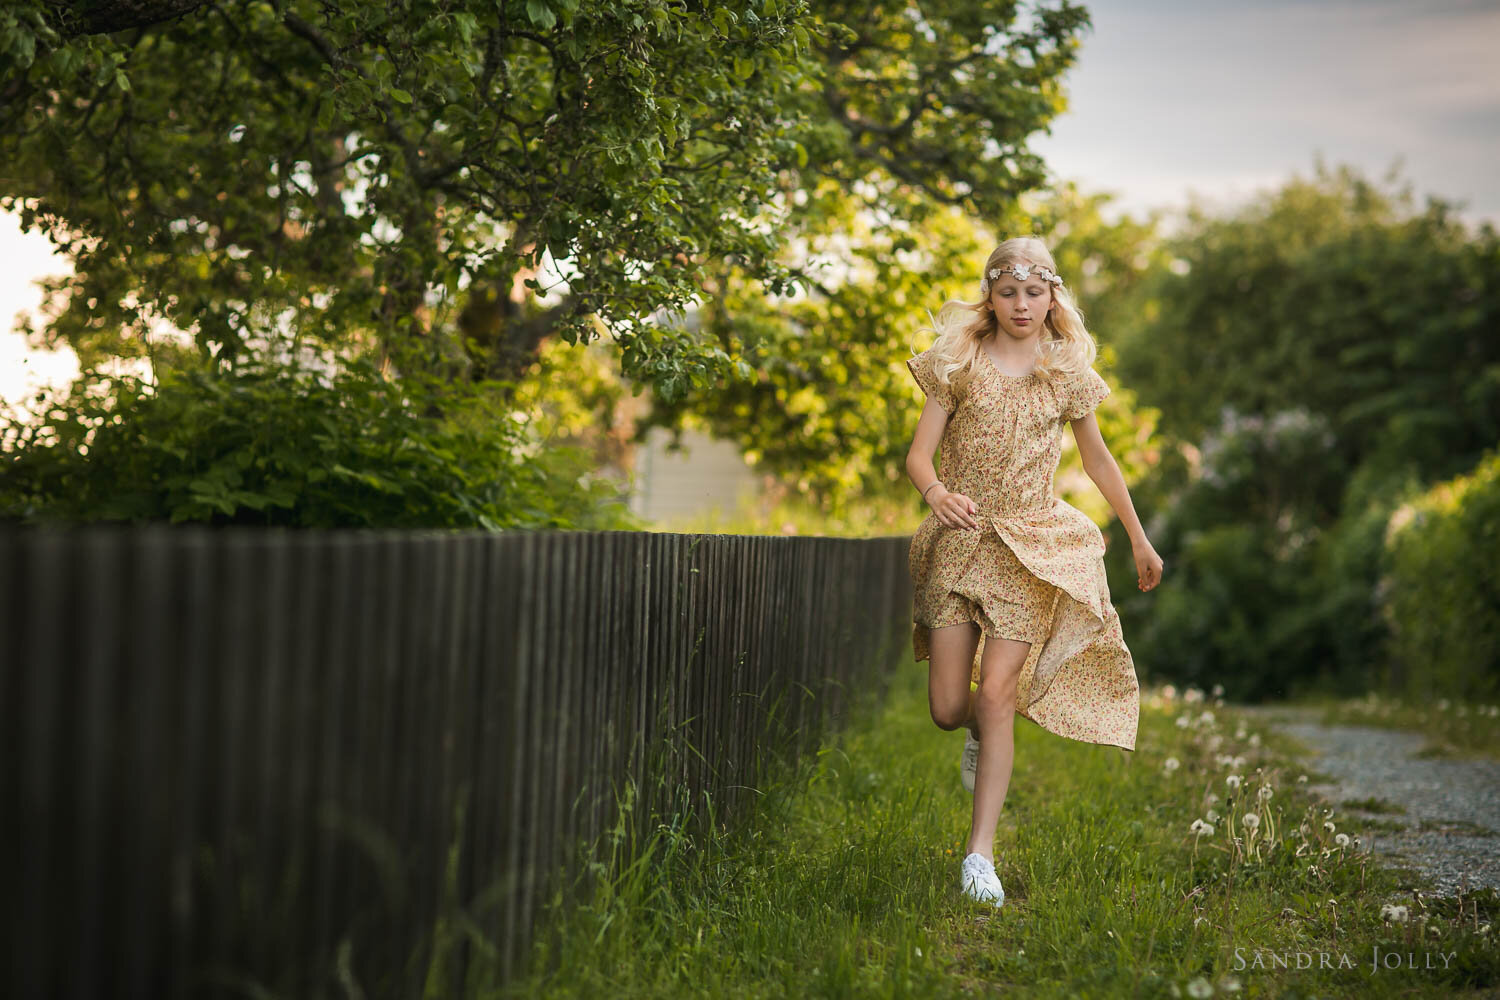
279, 9, 339, 68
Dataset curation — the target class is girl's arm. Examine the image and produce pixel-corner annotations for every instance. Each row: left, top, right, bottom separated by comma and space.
1069, 413, 1164, 591
907, 397, 978, 530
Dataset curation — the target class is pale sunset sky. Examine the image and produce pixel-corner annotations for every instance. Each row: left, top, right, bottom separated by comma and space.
4, 0, 1496, 411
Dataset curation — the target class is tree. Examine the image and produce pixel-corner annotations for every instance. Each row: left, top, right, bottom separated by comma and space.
1106, 160, 1500, 699
2, 0, 816, 391
635, 180, 1168, 515
0, 0, 1092, 406
1112, 160, 1500, 489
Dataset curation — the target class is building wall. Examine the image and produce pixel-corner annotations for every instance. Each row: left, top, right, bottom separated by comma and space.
627, 424, 763, 525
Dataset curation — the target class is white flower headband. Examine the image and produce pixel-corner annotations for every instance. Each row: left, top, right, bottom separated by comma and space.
979, 262, 1064, 297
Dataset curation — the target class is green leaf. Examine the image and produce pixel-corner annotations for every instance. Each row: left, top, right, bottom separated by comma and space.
526, 1, 557, 29
390, 87, 412, 104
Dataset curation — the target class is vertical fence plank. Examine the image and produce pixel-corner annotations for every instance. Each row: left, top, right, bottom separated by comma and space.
499, 531, 537, 983
72, 529, 122, 1000
470, 531, 515, 982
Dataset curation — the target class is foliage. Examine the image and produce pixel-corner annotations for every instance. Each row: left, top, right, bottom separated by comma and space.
638, 182, 1169, 516
0, 345, 641, 529
1111, 162, 1500, 700
1114, 160, 1500, 485
1382, 447, 1500, 702
0, 0, 1093, 406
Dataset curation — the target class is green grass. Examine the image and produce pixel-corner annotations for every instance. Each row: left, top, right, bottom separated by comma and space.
1291, 692, 1500, 761
499, 668, 1500, 998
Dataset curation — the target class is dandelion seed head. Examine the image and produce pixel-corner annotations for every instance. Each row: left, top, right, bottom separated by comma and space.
1335, 833, 1350, 848
1186, 975, 1214, 999
1243, 812, 1261, 830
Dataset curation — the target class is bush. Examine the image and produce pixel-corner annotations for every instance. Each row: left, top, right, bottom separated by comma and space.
0, 352, 642, 531
1382, 448, 1500, 701
1112, 405, 1349, 702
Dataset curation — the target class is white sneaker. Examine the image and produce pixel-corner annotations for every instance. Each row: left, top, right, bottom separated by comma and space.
960, 852, 1004, 907
960, 728, 980, 794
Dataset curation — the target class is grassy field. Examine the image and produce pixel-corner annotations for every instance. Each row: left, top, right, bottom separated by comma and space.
502, 666, 1500, 999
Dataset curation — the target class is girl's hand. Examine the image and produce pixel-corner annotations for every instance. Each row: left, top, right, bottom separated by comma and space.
1133, 539, 1164, 591
929, 488, 979, 530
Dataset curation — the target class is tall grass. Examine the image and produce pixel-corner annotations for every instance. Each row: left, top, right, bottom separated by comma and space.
502, 666, 1500, 998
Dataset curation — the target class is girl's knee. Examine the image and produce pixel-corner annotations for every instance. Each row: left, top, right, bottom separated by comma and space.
974, 675, 1018, 723
929, 694, 969, 731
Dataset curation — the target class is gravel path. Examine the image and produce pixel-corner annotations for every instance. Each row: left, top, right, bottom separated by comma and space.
1240, 705, 1500, 898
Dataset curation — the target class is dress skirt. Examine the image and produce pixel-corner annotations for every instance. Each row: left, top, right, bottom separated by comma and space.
908, 508, 1140, 752
923, 527, 1061, 647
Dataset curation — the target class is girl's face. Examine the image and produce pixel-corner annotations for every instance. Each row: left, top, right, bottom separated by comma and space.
988, 272, 1055, 341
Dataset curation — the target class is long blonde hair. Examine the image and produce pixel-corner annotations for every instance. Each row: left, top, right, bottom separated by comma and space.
913, 236, 1098, 400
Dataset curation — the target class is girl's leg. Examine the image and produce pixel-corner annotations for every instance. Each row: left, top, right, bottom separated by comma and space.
965, 635, 1031, 860
927, 622, 980, 731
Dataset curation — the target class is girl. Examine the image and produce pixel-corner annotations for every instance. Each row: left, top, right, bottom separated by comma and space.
903, 236, 1163, 907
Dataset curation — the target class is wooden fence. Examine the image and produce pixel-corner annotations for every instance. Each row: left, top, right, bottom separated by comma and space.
1, 525, 913, 999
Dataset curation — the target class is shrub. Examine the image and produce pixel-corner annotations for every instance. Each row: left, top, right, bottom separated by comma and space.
1382, 448, 1500, 701
0, 353, 641, 531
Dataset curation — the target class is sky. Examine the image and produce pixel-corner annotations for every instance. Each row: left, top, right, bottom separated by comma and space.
4, 0, 1498, 411
1030, 0, 1500, 225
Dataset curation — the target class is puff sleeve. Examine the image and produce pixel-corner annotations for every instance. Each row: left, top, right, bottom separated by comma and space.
905, 348, 957, 414
1062, 366, 1111, 421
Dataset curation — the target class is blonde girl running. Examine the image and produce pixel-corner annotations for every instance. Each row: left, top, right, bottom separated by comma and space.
904, 236, 1164, 906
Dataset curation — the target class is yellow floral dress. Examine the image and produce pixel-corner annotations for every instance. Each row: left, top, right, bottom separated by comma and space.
905, 346, 1140, 751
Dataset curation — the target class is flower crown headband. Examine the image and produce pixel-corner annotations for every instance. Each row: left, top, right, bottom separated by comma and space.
979, 262, 1064, 297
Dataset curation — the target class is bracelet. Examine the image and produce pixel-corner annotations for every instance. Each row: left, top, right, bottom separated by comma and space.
920, 481, 943, 502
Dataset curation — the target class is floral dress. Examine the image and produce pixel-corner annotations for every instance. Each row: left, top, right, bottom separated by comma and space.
905, 346, 1140, 751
